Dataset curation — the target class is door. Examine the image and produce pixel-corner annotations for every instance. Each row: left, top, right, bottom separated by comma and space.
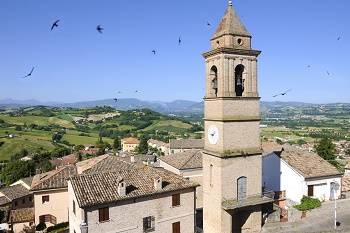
172, 221, 180, 233
237, 176, 247, 201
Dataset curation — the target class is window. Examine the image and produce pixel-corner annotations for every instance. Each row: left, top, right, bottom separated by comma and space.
172, 222, 180, 233
210, 66, 218, 97
42, 195, 49, 204
308, 185, 314, 197
235, 64, 245, 96
29, 196, 32, 202
73, 200, 76, 215
14, 200, 17, 207
237, 176, 247, 201
172, 194, 180, 207
22, 198, 25, 204
98, 207, 109, 222
143, 216, 155, 232
39, 215, 57, 224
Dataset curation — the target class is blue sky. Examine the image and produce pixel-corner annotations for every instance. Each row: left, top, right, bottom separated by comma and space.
0, 0, 349, 103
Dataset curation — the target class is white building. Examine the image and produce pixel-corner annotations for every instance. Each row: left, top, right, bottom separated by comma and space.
68, 156, 198, 233
148, 139, 169, 155
263, 145, 342, 204
160, 150, 203, 209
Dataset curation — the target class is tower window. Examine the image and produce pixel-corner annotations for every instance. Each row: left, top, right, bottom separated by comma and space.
235, 64, 245, 96
210, 66, 218, 97
237, 38, 243, 45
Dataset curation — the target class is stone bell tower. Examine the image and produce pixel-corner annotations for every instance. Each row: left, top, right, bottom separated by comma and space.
202, 1, 271, 233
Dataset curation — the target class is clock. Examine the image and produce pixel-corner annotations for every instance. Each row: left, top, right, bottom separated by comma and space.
208, 125, 219, 145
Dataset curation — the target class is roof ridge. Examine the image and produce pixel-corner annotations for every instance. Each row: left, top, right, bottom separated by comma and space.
180, 150, 201, 169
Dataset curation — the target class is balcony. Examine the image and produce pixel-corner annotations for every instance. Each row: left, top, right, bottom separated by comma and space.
222, 190, 274, 211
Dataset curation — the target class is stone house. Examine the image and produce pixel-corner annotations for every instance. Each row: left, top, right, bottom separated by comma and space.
31, 165, 77, 226
121, 137, 140, 152
148, 139, 169, 155
159, 150, 203, 209
0, 184, 33, 211
169, 139, 203, 154
9, 207, 35, 233
263, 145, 343, 206
68, 155, 198, 233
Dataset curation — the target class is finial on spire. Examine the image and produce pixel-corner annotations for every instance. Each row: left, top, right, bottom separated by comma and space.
228, 0, 233, 6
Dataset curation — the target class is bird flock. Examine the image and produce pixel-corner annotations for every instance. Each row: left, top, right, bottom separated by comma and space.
18, 15, 343, 101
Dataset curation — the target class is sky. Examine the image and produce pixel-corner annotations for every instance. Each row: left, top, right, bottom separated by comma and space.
0, 0, 349, 104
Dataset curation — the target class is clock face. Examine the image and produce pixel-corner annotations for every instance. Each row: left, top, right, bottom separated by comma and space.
208, 125, 219, 145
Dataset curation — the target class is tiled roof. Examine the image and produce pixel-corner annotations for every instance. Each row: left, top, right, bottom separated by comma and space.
31, 165, 77, 191
70, 165, 198, 208
0, 196, 11, 206
82, 156, 139, 174
212, 2, 251, 39
76, 154, 109, 174
115, 153, 158, 167
50, 154, 77, 168
20, 177, 33, 188
0, 185, 30, 201
262, 141, 283, 155
148, 139, 169, 147
160, 150, 203, 170
122, 137, 140, 144
10, 207, 34, 223
169, 139, 204, 149
277, 145, 342, 179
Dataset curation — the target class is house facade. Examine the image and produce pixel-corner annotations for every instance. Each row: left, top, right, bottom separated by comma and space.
263, 146, 342, 205
31, 165, 77, 226
148, 139, 169, 155
121, 137, 140, 152
160, 150, 203, 209
68, 156, 198, 233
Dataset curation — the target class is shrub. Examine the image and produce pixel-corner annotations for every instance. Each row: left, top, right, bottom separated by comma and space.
294, 196, 321, 211
46, 222, 69, 232
36, 222, 46, 231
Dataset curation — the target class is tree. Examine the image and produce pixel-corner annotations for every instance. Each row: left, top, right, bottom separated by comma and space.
314, 137, 336, 161
136, 136, 149, 154
52, 132, 63, 143
0, 160, 35, 185
345, 148, 350, 156
113, 138, 121, 150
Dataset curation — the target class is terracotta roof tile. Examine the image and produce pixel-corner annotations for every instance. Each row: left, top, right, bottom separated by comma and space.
160, 150, 202, 170
122, 137, 140, 144
31, 165, 77, 191
0, 185, 30, 201
70, 160, 198, 208
169, 139, 204, 149
278, 145, 342, 179
10, 207, 34, 223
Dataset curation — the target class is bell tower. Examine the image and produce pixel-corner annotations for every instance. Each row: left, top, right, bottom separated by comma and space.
202, 1, 271, 233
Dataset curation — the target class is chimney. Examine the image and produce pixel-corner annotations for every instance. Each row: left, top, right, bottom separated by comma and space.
154, 176, 162, 191
117, 178, 126, 196
130, 155, 135, 163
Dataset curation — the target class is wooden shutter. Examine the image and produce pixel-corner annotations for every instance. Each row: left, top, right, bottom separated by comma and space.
39, 215, 45, 223
172, 194, 180, 207
50, 215, 57, 225
73, 201, 76, 215
237, 176, 247, 201
172, 222, 180, 233
308, 185, 314, 196
99, 207, 109, 222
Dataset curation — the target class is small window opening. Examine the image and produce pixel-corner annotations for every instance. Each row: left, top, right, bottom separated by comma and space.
235, 64, 245, 96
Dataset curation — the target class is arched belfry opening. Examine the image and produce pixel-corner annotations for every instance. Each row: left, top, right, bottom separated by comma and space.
235, 65, 245, 97
210, 66, 218, 97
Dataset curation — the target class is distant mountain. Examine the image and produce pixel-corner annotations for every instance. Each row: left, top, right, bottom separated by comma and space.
1, 98, 348, 115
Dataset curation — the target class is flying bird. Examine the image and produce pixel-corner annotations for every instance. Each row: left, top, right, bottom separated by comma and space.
117, 91, 122, 94
152, 50, 156, 55
273, 89, 291, 98
178, 36, 182, 45
51, 20, 60, 31
113, 98, 118, 102
135, 90, 140, 93
307, 65, 311, 68
207, 22, 211, 26
337, 36, 341, 41
21, 67, 35, 79
326, 71, 330, 76
96, 25, 104, 34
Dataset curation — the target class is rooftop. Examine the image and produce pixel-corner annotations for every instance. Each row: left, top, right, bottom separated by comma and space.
50, 154, 78, 168
169, 139, 204, 149
9, 207, 34, 223
160, 150, 202, 170
31, 165, 77, 191
121, 137, 140, 144
82, 155, 139, 174
0, 184, 31, 201
276, 145, 342, 179
70, 163, 198, 208
148, 139, 169, 147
